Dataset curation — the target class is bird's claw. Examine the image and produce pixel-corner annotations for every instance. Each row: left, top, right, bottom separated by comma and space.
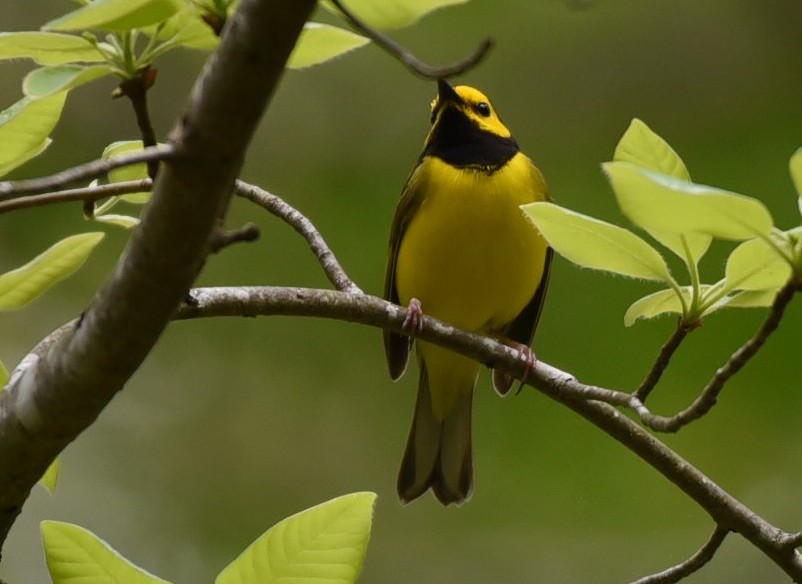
402, 298, 424, 337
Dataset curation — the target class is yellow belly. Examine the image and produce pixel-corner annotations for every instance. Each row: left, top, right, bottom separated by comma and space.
395, 153, 549, 419
395, 154, 548, 333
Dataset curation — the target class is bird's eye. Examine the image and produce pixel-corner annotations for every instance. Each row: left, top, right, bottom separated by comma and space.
475, 102, 491, 117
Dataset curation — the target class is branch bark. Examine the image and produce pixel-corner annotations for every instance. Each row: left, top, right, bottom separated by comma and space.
173, 285, 802, 580
0, 0, 316, 558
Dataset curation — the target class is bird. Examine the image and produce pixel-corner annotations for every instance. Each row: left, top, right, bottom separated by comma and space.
383, 79, 552, 506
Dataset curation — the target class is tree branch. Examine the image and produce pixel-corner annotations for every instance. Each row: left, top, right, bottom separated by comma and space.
0, 0, 317, 557
0, 147, 170, 199
235, 181, 363, 294
115, 67, 160, 178
329, 0, 492, 79
169, 285, 802, 579
630, 279, 799, 432
634, 320, 696, 402
630, 526, 730, 584
0, 179, 152, 215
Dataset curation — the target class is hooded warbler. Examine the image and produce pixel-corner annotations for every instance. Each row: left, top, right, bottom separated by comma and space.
383, 80, 552, 505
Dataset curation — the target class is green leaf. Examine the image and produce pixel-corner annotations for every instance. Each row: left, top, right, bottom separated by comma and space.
40, 458, 61, 494
724, 237, 792, 292
92, 214, 140, 229
153, 7, 218, 50
101, 141, 149, 185
522, 202, 675, 283
0, 32, 103, 65
323, 0, 467, 29
604, 162, 774, 241
720, 288, 779, 309
614, 118, 691, 181
44, 0, 184, 32
611, 120, 710, 263
624, 288, 686, 326
0, 138, 52, 178
0, 93, 67, 178
0, 359, 7, 385
216, 492, 377, 584
42, 521, 171, 584
23, 64, 114, 99
0, 233, 105, 310
790, 146, 802, 215
288, 23, 370, 69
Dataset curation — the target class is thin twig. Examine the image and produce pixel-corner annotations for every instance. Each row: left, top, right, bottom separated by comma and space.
630, 526, 730, 584
0, 145, 172, 199
115, 67, 160, 178
631, 279, 799, 432
0, 179, 152, 215
209, 222, 261, 253
234, 180, 363, 294
634, 320, 696, 402
329, 0, 492, 79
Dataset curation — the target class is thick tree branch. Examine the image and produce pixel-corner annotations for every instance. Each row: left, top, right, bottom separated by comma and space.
631, 526, 730, 584
329, 0, 492, 79
0, 0, 316, 558
0, 179, 152, 214
0, 147, 170, 199
235, 181, 363, 294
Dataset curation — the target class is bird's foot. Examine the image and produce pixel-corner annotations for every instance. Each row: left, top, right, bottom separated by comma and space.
402, 298, 424, 337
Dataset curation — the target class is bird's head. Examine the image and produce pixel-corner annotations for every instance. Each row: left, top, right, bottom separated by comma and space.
429, 79, 512, 139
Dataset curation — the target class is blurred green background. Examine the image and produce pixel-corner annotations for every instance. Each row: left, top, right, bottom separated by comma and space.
2, 1, 802, 582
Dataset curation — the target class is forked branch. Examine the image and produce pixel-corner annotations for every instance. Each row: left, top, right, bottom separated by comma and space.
329, 0, 492, 79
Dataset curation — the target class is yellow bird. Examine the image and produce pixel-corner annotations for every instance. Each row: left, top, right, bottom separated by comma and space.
384, 80, 552, 505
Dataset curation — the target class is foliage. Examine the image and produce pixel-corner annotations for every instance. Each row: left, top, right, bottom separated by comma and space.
524, 119, 802, 326
41, 493, 376, 584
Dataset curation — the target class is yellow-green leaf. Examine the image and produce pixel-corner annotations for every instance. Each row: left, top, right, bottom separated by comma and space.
216, 492, 377, 584
23, 64, 114, 99
604, 162, 774, 241
45, 0, 183, 32
614, 118, 691, 181
724, 237, 792, 292
611, 121, 711, 263
92, 214, 140, 229
323, 0, 467, 29
624, 288, 685, 326
288, 23, 370, 69
522, 202, 675, 283
153, 6, 218, 50
0, 233, 105, 310
40, 459, 61, 494
42, 521, 171, 584
0, 32, 103, 65
0, 359, 7, 386
720, 288, 779, 309
0, 93, 67, 178
101, 141, 148, 184
790, 146, 802, 215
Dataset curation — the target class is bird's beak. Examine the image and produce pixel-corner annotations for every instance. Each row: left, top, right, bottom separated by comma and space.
437, 78, 462, 105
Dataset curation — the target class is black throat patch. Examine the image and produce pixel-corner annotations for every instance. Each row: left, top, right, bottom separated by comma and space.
422, 106, 519, 173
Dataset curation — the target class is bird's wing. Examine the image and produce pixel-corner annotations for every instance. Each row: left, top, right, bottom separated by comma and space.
503, 245, 553, 348
383, 163, 428, 380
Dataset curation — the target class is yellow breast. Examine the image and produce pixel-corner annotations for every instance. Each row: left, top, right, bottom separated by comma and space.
395, 153, 549, 334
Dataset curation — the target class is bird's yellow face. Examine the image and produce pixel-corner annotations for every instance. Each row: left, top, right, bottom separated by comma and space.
429, 83, 512, 139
